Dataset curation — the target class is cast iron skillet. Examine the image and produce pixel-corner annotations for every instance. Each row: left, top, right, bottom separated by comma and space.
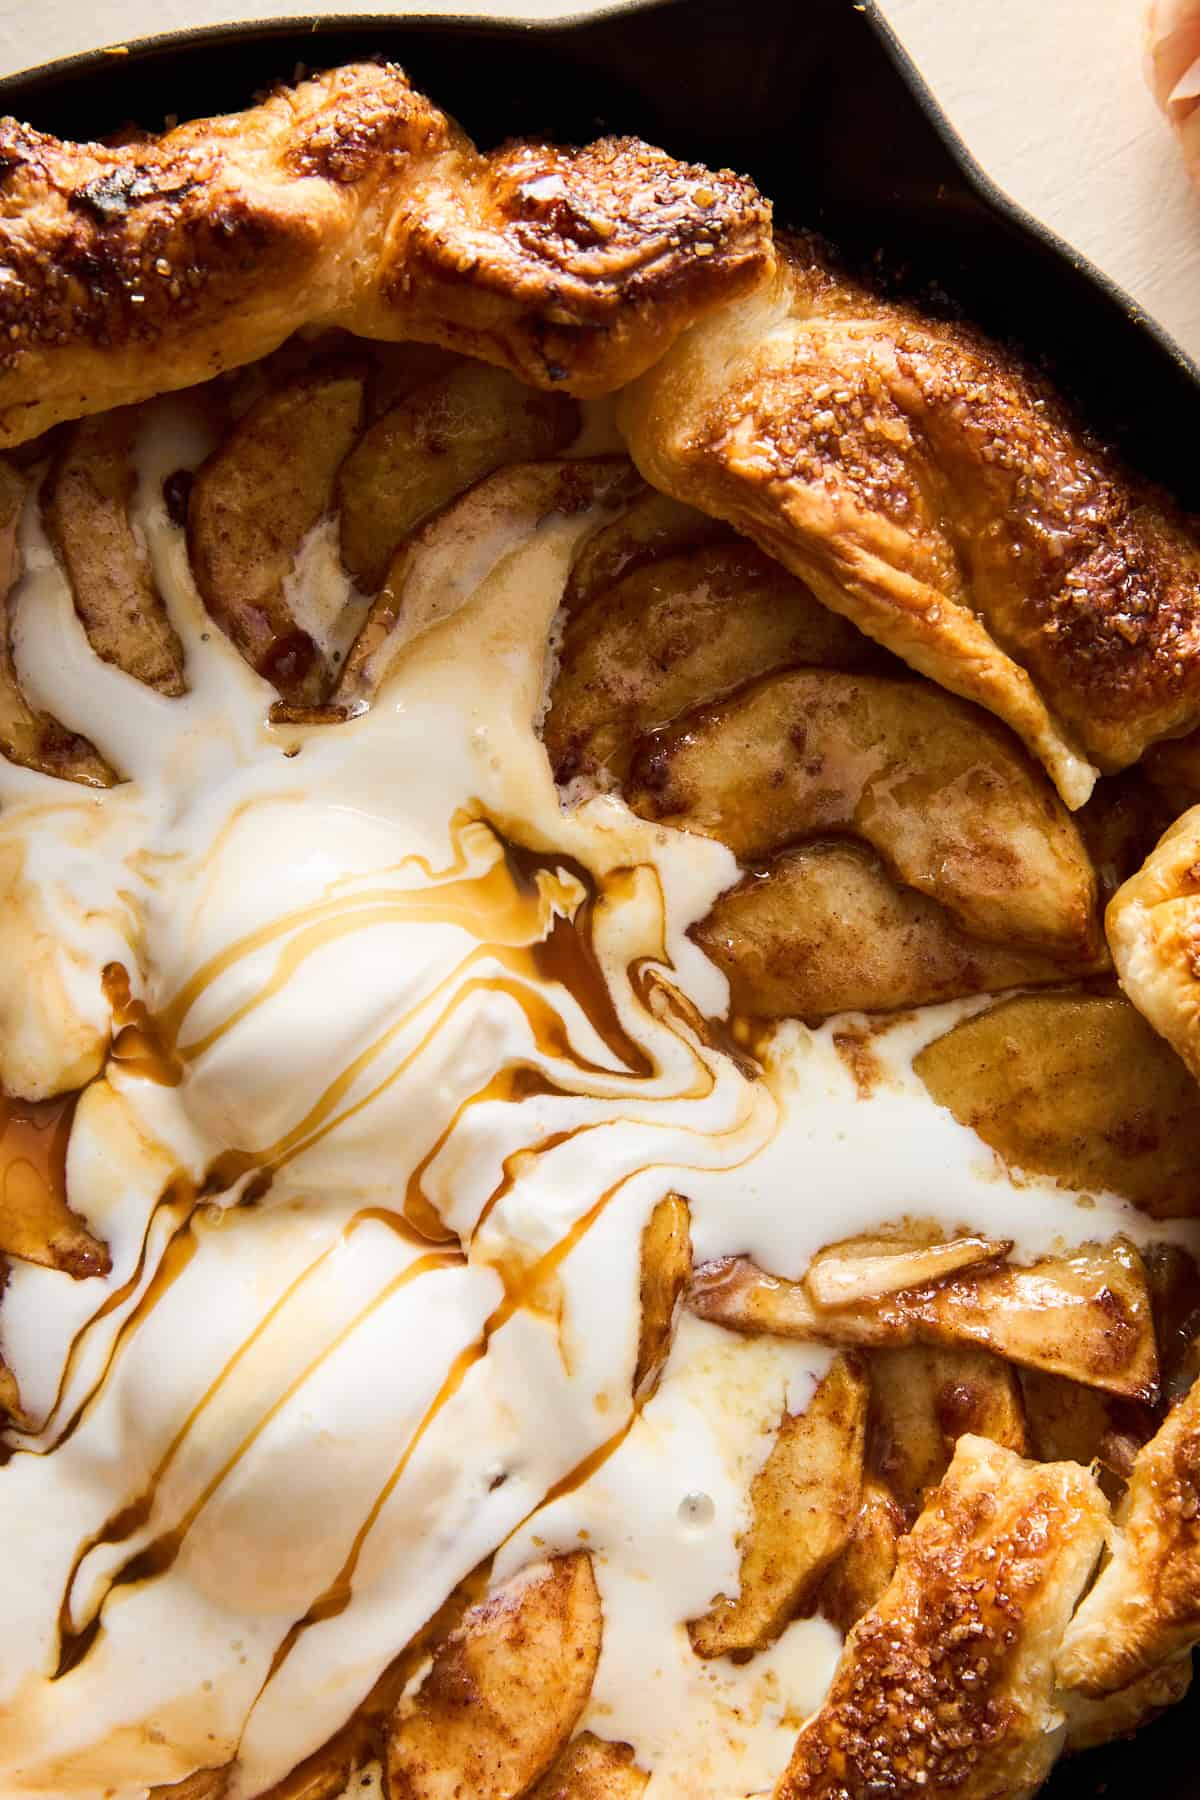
0, 1, 1195, 1793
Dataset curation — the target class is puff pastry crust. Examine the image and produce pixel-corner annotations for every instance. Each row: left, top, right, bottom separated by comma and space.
773, 1435, 1108, 1800
1057, 1373, 1200, 1696
1107, 805, 1200, 1083
618, 235, 1200, 808
0, 62, 773, 445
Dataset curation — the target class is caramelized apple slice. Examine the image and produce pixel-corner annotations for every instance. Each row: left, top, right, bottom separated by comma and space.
633, 1192, 691, 1400
1019, 1367, 1136, 1482
690, 1239, 1157, 1400
0, 1091, 109, 1278
337, 361, 579, 593
528, 1734, 649, 1800
0, 459, 115, 787
867, 1345, 1026, 1517
807, 1235, 1010, 1311
42, 409, 186, 695
914, 993, 1200, 1219
1058, 1374, 1200, 1696
688, 1354, 867, 1658
626, 669, 1101, 959
694, 840, 1088, 1021
388, 1553, 601, 1800
817, 1477, 903, 1635
545, 542, 880, 784
561, 488, 728, 617
188, 365, 365, 704
775, 1437, 1109, 1800
332, 458, 639, 715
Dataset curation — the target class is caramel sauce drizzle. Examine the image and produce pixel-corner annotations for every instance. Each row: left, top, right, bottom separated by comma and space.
254, 1172, 632, 1697
54, 1244, 462, 1677
17, 806, 757, 1714
17, 1181, 199, 1456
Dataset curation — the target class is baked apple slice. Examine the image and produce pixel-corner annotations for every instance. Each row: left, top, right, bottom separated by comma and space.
913, 993, 1200, 1218
0, 1091, 109, 1279
691, 1238, 1158, 1401
0, 458, 114, 786
388, 1553, 601, 1800
866, 1344, 1026, 1518
331, 459, 639, 715
188, 365, 365, 705
693, 840, 1093, 1021
633, 1192, 691, 1401
625, 668, 1101, 961
43, 409, 187, 695
544, 541, 881, 784
688, 1354, 867, 1659
528, 1735, 648, 1800
337, 360, 579, 593
561, 488, 728, 617
816, 1477, 903, 1635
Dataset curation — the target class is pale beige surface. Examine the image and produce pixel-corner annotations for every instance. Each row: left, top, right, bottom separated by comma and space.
0, 0, 1195, 362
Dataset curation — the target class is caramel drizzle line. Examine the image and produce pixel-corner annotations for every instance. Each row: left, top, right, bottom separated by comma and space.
8, 1182, 199, 1458
156, 809, 489, 1049
206, 949, 654, 1211
172, 860, 581, 1064
54, 1246, 463, 1678
30, 817, 756, 1694
19, 839, 648, 1450
247, 1173, 632, 1707
51, 1220, 362, 1653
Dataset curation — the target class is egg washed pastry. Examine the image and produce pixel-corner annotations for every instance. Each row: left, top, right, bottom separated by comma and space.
1, 55, 1200, 1800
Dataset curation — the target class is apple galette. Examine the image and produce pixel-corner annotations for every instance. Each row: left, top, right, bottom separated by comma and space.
0, 56, 1199, 1800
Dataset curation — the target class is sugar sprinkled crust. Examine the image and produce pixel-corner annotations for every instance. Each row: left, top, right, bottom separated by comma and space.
618, 234, 1200, 808
1058, 1375, 1200, 1696
774, 1436, 1109, 1800
0, 62, 773, 445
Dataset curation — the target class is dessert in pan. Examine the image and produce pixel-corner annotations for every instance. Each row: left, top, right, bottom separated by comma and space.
3, 53, 1200, 1800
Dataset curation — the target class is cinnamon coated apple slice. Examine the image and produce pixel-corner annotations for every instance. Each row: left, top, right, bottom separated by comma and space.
0, 1091, 109, 1279
625, 668, 1102, 962
914, 993, 1200, 1218
331, 458, 639, 715
694, 839, 1088, 1020
337, 360, 579, 593
690, 1238, 1158, 1401
528, 1735, 649, 1800
866, 1344, 1026, 1518
562, 488, 732, 617
633, 1192, 691, 1401
0, 458, 114, 787
545, 541, 881, 785
688, 1354, 867, 1659
43, 409, 186, 696
188, 364, 366, 705
816, 1477, 903, 1635
388, 1553, 602, 1800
